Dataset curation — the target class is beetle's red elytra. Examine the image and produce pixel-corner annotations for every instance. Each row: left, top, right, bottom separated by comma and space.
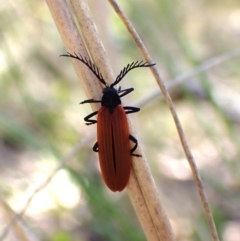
97, 106, 131, 191
61, 53, 155, 192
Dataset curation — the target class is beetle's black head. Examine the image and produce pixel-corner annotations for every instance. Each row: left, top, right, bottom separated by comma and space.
101, 87, 121, 113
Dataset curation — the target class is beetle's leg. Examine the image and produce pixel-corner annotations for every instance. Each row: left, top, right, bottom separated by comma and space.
123, 106, 140, 114
129, 135, 141, 157
80, 99, 101, 104
118, 87, 134, 98
93, 142, 98, 152
84, 111, 98, 125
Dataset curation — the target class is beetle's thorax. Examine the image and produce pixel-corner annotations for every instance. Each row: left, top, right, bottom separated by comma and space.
101, 87, 121, 113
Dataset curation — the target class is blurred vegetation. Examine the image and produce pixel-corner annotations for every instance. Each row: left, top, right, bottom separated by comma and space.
0, 0, 240, 240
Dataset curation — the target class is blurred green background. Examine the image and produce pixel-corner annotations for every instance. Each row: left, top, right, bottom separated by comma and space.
1, 0, 240, 240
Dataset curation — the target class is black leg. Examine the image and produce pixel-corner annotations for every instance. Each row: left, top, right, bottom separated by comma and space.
84, 111, 98, 125
123, 106, 140, 114
129, 135, 141, 157
80, 99, 101, 105
118, 87, 134, 98
93, 135, 140, 156
93, 142, 98, 152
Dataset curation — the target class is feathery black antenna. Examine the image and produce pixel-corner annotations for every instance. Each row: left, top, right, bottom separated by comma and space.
60, 52, 106, 85
112, 61, 155, 87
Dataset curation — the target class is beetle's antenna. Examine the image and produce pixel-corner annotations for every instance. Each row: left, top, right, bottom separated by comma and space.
60, 52, 106, 85
112, 61, 155, 87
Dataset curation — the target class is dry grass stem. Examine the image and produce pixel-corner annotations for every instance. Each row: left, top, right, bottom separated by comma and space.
46, 0, 163, 240
0, 198, 29, 241
46, 0, 100, 111
69, 0, 114, 85
127, 170, 160, 241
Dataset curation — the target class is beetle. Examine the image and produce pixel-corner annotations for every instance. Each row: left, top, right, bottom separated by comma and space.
61, 52, 155, 191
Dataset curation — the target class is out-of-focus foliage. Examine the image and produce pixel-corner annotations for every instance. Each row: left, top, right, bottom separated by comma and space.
0, 0, 240, 240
